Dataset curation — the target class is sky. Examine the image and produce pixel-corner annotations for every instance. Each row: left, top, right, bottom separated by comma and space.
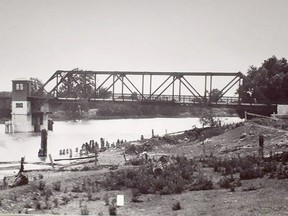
1, 0, 288, 92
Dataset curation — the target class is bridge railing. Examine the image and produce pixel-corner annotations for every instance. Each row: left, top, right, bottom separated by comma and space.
81, 93, 240, 105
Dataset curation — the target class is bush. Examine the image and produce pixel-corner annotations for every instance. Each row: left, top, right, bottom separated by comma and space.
38, 180, 46, 191
218, 177, 232, 189
62, 195, 70, 204
81, 205, 89, 215
172, 201, 181, 211
52, 181, 61, 191
131, 188, 141, 202
35, 201, 42, 210
53, 198, 59, 208
103, 193, 109, 206
71, 183, 83, 193
108, 205, 117, 215
240, 168, 262, 180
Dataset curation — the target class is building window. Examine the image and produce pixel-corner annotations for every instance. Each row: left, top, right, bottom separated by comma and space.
16, 103, 23, 108
15, 83, 24, 90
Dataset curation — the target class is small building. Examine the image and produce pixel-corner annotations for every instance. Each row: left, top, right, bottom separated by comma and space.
9, 78, 50, 132
271, 104, 288, 119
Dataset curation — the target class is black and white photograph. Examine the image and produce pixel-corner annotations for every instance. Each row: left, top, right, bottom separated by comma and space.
0, 0, 288, 215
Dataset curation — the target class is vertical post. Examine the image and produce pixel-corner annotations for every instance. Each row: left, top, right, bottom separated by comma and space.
121, 75, 124, 101
178, 77, 181, 101
149, 74, 152, 100
19, 157, 25, 173
259, 134, 264, 159
39, 129, 48, 157
152, 129, 154, 138
238, 77, 241, 104
204, 75, 207, 103
142, 74, 144, 100
112, 74, 115, 101
209, 75, 212, 103
56, 74, 59, 98
94, 74, 97, 99
49, 154, 54, 168
95, 148, 98, 167
172, 75, 175, 101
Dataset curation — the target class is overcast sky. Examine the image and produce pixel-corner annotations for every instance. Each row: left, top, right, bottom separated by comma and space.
0, 0, 288, 91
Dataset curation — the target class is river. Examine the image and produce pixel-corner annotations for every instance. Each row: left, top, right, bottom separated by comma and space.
0, 117, 242, 163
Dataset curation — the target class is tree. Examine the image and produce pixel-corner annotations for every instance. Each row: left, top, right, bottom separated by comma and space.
209, 88, 221, 102
30, 77, 44, 95
239, 56, 288, 103
199, 109, 221, 127
97, 87, 112, 99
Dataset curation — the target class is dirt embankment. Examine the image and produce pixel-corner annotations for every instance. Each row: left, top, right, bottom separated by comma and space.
1, 120, 288, 215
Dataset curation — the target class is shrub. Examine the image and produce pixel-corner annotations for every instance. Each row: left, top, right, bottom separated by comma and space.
35, 201, 42, 210
52, 181, 61, 191
108, 205, 117, 215
218, 177, 231, 189
131, 188, 141, 202
38, 180, 46, 191
81, 205, 89, 215
71, 183, 83, 193
62, 195, 70, 204
240, 168, 262, 180
172, 201, 181, 211
189, 174, 213, 191
103, 193, 109, 206
53, 198, 59, 208
24, 203, 32, 208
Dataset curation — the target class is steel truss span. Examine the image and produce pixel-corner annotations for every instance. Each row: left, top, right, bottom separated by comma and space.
30, 70, 270, 112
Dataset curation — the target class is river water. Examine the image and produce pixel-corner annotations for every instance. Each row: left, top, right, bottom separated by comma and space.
0, 117, 242, 163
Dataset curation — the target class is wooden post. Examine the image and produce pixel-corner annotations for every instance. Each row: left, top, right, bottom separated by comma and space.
95, 148, 98, 167
152, 129, 154, 138
259, 134, 264, 159
19, 157, 25, 173
123, 153, 127, 163
39, 129, 48, 157
49, 154, 54, 168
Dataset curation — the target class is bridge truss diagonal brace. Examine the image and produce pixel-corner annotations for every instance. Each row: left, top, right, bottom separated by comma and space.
215, 76, 240, 102
32, 72, 70, 113
87, 74, 113, 100
180, 76, 204, 100
154, 76, 178, 100
124, 75, 146, 100
147, 75, 172, 100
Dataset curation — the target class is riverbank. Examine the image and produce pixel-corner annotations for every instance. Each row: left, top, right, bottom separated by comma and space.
1, 117, 288, 215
